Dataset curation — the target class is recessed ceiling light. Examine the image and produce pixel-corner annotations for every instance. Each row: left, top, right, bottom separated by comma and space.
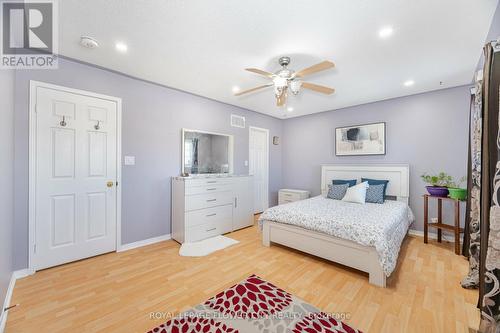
232, 86, 240, 93
378, 26, 394, 39
115, 41, 128, 53
403, 80, 415, 87
287, 107, 294, 112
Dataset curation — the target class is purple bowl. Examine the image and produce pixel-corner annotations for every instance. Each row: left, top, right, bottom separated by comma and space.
426, 186, 449, 197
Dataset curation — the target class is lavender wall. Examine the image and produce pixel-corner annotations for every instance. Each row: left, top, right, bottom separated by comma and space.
281, 85, 471, 232
13, 58, 282, 269
478, 1, 500, 70
0, 70, 14, 317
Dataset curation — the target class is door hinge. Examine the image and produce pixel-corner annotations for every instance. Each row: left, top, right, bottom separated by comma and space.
116, 181, 119, 186
34, 104, 37, 113
33, 244, 36, 253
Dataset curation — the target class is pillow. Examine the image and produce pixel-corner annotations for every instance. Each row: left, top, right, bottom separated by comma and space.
342, 181, 369, 204
365, 184, 385, 204
327, 183, 349, 200
332, 179, 357, 187
361, 178, 389, 198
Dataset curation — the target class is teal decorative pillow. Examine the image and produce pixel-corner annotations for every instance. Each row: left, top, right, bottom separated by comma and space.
361, 178, 389, 198
332, 179, 357, 187
327, 184, 349, 200
365, 184, 385, 204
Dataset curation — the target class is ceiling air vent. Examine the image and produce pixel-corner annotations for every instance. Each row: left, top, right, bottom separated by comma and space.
231, 114, 246, 128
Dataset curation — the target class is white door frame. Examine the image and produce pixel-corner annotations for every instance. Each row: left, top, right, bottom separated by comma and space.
28, 80, 122, 273
248, 126, 269, 212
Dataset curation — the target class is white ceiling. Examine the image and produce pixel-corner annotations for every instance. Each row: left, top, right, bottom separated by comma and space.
59, 0, 499, 119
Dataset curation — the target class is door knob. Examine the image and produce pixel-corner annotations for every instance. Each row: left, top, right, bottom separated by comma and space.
107, 181, 114, 188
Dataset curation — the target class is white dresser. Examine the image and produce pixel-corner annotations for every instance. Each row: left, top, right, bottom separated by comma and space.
171, 175, 253, 243
278, 189, 310, 205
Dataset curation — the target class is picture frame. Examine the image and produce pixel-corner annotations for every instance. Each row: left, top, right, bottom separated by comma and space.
335, 122, 386, 156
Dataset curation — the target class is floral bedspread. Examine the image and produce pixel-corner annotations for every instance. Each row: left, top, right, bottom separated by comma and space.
259, 196, 415, 276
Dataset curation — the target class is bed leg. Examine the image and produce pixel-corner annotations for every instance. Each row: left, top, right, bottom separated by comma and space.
369, 267, 386, 287
262, 221, 270, 247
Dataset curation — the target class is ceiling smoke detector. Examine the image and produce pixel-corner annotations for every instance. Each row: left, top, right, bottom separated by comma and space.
80, 36, 99, 49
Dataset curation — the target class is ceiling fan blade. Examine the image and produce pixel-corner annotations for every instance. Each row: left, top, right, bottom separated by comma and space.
302, 82, 335, 94
234, 83, 273, 96
245, 68, 275, 78
295, 60, 335, 78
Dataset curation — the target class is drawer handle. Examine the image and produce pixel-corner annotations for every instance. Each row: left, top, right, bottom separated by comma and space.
206, 181, 217, 184
206, 213, 217, 217
207, 188, 217, 191
206, 228, 217, 232
206, 199, 217, 202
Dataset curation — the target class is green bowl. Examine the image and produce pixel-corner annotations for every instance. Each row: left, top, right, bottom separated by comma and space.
448, 188, 467, 200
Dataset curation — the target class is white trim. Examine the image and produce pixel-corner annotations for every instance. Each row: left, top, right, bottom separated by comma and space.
118, 234, 171, 252
408, 229, 464, 243
28, 80, 122, 272
0, 269, 34, 332
248, 126, 270, 212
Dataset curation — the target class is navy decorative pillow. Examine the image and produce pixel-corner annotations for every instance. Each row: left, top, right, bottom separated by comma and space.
332, 179, 357, 187
327, 184, 349, 200
365, 184, 385, 204
361, 178, 389, 198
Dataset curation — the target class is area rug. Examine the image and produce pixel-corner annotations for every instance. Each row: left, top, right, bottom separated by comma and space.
147, 274, 361, 333
179, 235, 239, 257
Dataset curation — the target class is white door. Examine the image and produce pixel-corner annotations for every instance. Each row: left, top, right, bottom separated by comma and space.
249, 127, 269, 214
33, 85, 119, 270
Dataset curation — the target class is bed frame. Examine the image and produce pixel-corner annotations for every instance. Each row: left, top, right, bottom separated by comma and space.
262, 164, 410, 287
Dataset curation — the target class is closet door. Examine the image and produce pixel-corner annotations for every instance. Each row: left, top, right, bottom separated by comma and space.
249, 127, 269, 213
33, 84, 119, 270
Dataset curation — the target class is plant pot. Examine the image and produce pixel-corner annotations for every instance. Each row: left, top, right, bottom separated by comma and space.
426, 186, 449, 197
448, 187, 467, 200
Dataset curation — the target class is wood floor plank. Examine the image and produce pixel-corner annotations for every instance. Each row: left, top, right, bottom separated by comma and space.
6, 222, 480, 333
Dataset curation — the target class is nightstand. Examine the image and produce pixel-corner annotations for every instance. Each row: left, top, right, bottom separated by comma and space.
423, 194, 465, 255
278, 189, 310, 205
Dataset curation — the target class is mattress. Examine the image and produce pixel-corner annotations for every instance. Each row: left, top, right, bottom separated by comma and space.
259, 195, 415, 276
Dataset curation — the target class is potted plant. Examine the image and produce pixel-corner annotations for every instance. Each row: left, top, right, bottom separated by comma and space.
421, 172, 452, 197
447, 176, 467, 200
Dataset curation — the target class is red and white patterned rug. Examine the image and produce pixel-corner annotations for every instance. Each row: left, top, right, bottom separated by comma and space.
147, 274, 361, 333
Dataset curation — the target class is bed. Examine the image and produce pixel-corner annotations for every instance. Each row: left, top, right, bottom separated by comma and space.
259, 164, 414, 287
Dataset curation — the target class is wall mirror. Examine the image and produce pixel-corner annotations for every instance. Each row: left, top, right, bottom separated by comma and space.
182, 129, 234, 175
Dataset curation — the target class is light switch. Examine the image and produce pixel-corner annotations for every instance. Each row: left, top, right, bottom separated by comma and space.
244, 160, 248, 167
124, 156, 135, 166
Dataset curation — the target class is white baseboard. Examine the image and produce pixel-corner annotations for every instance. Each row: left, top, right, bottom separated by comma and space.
118, 234, 171, 252
408, 228, 464, 242
0, 269, 33, 332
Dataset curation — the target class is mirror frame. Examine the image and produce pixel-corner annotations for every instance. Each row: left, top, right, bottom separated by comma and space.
181, 128, 234, 175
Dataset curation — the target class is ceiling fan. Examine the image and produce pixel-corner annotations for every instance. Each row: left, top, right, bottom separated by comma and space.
234, 56, 335, 107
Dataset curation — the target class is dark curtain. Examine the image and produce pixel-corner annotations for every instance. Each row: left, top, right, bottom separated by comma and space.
463, 94, 474, 258
479, 44, 500, 333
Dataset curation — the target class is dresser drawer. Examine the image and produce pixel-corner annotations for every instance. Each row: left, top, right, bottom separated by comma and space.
185, 184, 232, 195
185, 204, 233, 228
279, 191, 301, 202
185, 219, 232, 242
185, 178, 233, 187
185, 191, 233, 211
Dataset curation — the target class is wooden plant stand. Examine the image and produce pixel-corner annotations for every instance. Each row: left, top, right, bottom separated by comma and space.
423, 194, 465, 255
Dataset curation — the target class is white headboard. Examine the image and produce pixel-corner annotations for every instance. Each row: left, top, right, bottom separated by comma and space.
321, 164, 410, 204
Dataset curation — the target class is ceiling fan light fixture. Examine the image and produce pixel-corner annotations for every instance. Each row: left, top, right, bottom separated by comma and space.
290, 80, 302, 95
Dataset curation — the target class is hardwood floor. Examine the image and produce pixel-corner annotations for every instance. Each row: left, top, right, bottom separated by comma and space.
6, 223, 479, 332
